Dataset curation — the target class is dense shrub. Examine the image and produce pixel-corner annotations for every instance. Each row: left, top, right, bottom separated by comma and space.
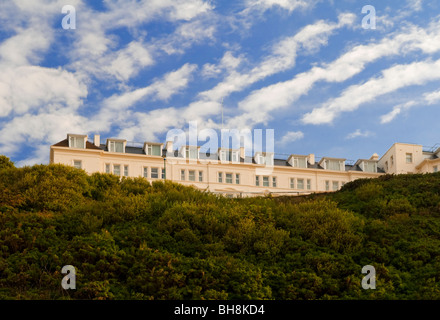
0, 161, 440, 299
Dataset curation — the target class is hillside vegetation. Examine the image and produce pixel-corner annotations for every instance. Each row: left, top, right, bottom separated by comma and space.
0, 155, 440, 300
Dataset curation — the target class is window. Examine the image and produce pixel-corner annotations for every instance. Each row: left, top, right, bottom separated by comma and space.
272, 177, 277, 188
255, 153, 274, 166
218, 172, 223, 183
332, 181, 339, 191
181, 170, 185, 181
235, 174, 240, 184
185, 147, 198, 159
324, 159, 344, 171
290, 178, 295, 189
73, 160, 82, 169
263, 176, 269, 187
113, 165, 121, 176
199, 171, 203, 182
109, 141, 124, 153
124, 165, 129, 177
256, 176, 260, 186
162, 168, 165, 179
105, 164, 111, 174
297, 179, 304, 190
69, 136, 85, 149
325, 180, 330, 191
385, 161, 388, 172
143, 167, 148, 178
307, 179, 311, 190
189, 170, 196, 181
151, 168, 159, 179
406, 153, 413, 163
434, 166, 438, 173
292, 157, 307, 168
362, 161, 377, 173
147, 144, 161, 156
226, 173, 233, 184
220, 150, 239, 163
391, 156, 394, 167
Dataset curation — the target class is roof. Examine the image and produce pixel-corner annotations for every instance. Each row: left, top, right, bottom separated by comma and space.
52, 139, 102, 150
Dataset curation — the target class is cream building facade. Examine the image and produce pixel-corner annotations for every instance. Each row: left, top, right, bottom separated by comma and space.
50, 134, 440, 197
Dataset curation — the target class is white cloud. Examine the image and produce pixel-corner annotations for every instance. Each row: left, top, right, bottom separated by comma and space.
345, 129, 373, 139
0, 66, 87, 118
200, 13, 354, 102
379, 88, 440, 124
245, 0, 312, 12
278, 131, 304, 145
227, 18, 440, 129
303, 59, 440, 125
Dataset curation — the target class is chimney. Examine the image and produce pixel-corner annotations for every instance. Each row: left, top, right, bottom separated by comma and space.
370, 153, 379, 161
165, 141, 173, 156
308, 154, 315, 165
94, 134, 100, 147
240, 146, 245, 159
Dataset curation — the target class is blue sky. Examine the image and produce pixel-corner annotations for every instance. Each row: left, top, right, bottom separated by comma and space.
1, 0, 440, 166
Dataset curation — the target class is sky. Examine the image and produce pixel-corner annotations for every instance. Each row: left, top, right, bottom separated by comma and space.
1, 0, 440, 166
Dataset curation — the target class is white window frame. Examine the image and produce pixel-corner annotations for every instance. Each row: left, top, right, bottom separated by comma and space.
73, 160, 82, 169
188, 170, 196, 181
297, 178, 304, 190
124, 165, 129, 177
290, 178, 295, 189
113, 164, 121, 176
225, 173, 233, 184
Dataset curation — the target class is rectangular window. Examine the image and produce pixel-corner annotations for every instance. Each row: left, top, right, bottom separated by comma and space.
143, 167, 148, 178
199, 171, 203, 182
297, 179, 304, 190
272, 177, 277, 188
69, 136, 85, 149
186, 147, 198, 159
325, 159, 344, 171
181, 169, 185, 181
292, 157, 307, 168
434, 166, 438, 173
256, 176, 260, 186
290, 178, 295, 189
263, 176, 269, 187
325, 180, 330, 191
109, 141, 124, 153
161, 168, 165, 179
406, 153, 413, 163
362, 161, 377, 173
151, 168, 159, 179
124, 165, 129, 177
391, 156, 394, 166
236, 174, 240, 184
218, 172, 223, 183
226, 173, 233, 184
105, 164, 111, 174
189, 170, 196, 181
332, 181, 339, 191
113, 165, 121, 176
385, 161, 388, 172
307, 179, 311, 190
147, 144, 161, 156
73, 160, 82, 169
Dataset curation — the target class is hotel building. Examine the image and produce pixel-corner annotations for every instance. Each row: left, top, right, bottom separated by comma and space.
50, 134, 440, 197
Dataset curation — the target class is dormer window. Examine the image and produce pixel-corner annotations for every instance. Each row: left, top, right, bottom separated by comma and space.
68, 134, 86, 149
320, 158, 345, 171
186, 146, 198, 159
144, 143, 162, 156
361, 161, 377, 173
254, 152, 274, 166
107, 139, 126, 153
219, 149, 239, 163
288, 155, 307, 168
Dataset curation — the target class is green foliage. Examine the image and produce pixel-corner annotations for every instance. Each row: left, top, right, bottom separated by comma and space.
0, 159, 440, 300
